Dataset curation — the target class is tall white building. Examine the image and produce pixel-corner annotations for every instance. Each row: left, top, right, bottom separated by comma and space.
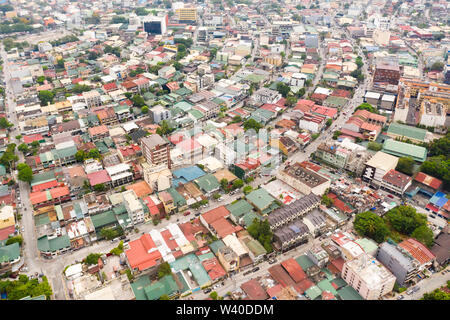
123, 190, 145, 225
342, 254, 396, 300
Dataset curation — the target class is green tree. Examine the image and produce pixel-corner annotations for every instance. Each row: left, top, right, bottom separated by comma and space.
75, 150, 87, 162
160, 294, 170, 300
411, 225, 434, 248
93, 184, 105, 192
56, 59, 65, 68
141, 106, 149, 114
232, 179, 244, 190
156, 120, 174, 136
396, 157, 415, 176
157, 262, 172, 279
87, 148, 100, 159
0, 117, 13, 129
36, 76, 45, 84
243, 119, 263, 133
131, 94, 145, 108
276, 82, 290, 98
428, 132, 450, 158
385, 206, 427, 235
213, 193, 221, 200
84, 253, 102, 265
6, 235, 23, 246
353, 211, 390, 243
326, 118, 332, 127
368, 141, 382, 151
38, 90, 54, 106
420, 156, 450, 191
18, 143, 29, 153
110, 241, 124, 256
321, 195, 334, 207
421, 289, 450, 300
430, 62, 444, 71
17, 163, 33, 183
247, 219, 273, 252
209, 291, 218, 300
286, 96, 297, 107
355, 102, 377, 114
243, 185, 253, 195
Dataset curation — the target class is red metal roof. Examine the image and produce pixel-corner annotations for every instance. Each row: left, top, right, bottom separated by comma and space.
414, 172, 442, 190
125, 234, 162, 271
268, 265, 296, 288
32, 180, 58, 193
398, 238, 436, 265
241, 279, 269, 300
87, 170, 111, 186
280, 258, 306, 283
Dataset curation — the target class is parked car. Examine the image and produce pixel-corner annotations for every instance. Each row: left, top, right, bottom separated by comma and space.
252, 267, 260, 272
397, 295, 404, 300
195, 212, 200, 217
387, 194, 394, 199
119, 235, 126, 240
183, 211, 191, 216
203, 288, 212, 294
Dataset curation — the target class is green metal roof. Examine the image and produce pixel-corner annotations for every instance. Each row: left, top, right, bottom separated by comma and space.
174, 87, 192, 96
91, 210, 118, 229
53, 146, 77, 159
226, 199, 253, 219
37, 234, 70, 252
387, 122, 427, 141
242, 211, 262, 228
187, 108, 204, 120
331, 278, 348, 290
382, 139, 427, 162
355, 238, 378, 255
324, 96, 348, 107
295, 255, 315, 271
0, 242, 20, 263
130, 275, 151, 301
208, 240, 225, 255
144, 275, 179, 300
194, 173, 220, 193
166, 187, 187, 207
31, 170, 56, 187
337, 286, 364, 300
246, 188, 278, 214
317, 279, 338, 296
245, 239, 267, 257
305, 285, 322, 300
173, 100, 193, 112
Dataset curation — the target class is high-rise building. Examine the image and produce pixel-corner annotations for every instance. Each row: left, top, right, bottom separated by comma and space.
342, 254, 396, 300
142, 15, 168, 35
175, 7, 197, 23
140, 134, 171, 169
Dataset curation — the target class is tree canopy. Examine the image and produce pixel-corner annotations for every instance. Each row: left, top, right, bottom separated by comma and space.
385, 206, 428, 236
248, 219, 273, 252
353, 211, 390, 243
17, 163, 33, 183
0, 275, 53, 300
243, 119, 263, 133
157, 262, 172, 279
396, 157, 415, 176
420, 156, 450, 191
276, 82, 290, 98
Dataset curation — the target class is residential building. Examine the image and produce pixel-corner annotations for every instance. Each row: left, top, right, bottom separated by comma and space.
277, 162, 331, 196
342, 254, 396, 300
141, 134, 171, 169
123, 190, 145, 225
380, 170, 413, 196
362, 151, 399, 187
376, 242, 419, 286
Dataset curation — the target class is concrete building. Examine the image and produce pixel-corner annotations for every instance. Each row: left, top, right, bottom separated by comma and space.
267, 193, 321, 231
105, 163, 133, 187
141, 134, 171, 169
419, 100, 447, 128
373, 57, 400, 86
149, 105, 171, 124
342, 254, 396, 300
123, 190, 145, 225
277, 162, 331, 196
376, 242, 419, 286
142, 15, 168, 35
217, 246, 239, 272
380, 169, 413, 196
82, 90, 102, 107
362, 151, 399, 187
